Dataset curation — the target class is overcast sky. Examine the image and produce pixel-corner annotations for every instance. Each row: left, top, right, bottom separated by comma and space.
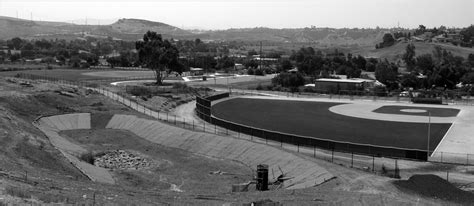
0, 0, 472, 30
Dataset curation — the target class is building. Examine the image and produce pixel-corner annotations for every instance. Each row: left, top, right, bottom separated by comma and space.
313, 78, 377, 93
189, 68, 204, 76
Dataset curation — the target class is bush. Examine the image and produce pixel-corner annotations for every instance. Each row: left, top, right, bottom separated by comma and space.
128, 86, 151, 96
247, 68, 255, 75
272, 72, 305, 88
5, 186, 31, 199
255, 69, 264, 76
172, 82, 188, 89
80, 152, 95, 164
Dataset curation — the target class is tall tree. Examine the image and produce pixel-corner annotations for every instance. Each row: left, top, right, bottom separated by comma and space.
402, 43, 416, 71
136, 31, 181, 85
375, 61, 398, 90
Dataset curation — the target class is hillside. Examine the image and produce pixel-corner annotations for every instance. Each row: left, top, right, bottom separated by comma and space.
353, 41, 474, 62
0, 16, 192, 41
204, 27, 387, 46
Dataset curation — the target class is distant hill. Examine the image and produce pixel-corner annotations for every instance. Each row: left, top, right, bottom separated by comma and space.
204, 27, 387, 46
0, 16, 393, 46
0, 16, 192, 41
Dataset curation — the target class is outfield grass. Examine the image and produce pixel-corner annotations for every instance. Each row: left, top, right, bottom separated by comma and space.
212, 98, 451, 151
373, 106, 460, 117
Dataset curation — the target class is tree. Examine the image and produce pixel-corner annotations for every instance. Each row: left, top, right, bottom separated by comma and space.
272, 72, 305, 88
352, 55, 367, 70
461, 72, 474, 84
375, 61, 398, 90
402, 43, 416, 71
136, 31, 182, 85
10, 37, 23, 49
216, 55, 235, 70
400, 73, 421, 89
278, 59, 293, 72
415, 54, 434, 74
69, 55, 81, 68
468, 54, 474, 67
10, 53, 21, 62
247, 49, 258, 56
345, 66, 361, 79
107, 56, 121, 68
378, 33, 395, 48
460, 25, 474, 44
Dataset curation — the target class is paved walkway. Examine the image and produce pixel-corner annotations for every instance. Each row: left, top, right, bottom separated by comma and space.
35, 113, 115, 184
106, 114, 334, 189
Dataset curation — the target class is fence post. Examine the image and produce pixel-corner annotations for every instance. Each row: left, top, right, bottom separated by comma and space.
183, 118, 185, 128
167, 113, 169, 122
192, 120, 194, 130
174, 115, 176, 125
264, 131, 266, 144
441, 152, 443, 163
331, 148, 334, 162
372, 155, 375, 172
214, 124, 217, 134
467, 154, 470, 165
351, 152, 354, 168
203, 121, 206, 132
297, 143, 299, 153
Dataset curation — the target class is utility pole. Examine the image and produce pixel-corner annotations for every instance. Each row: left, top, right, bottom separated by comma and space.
258, 41, 262, 79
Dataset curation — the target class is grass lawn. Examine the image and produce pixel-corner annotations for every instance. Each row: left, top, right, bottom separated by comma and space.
373, 106, 460, 117
212, 98, 451, 151
0, 69, 155, 81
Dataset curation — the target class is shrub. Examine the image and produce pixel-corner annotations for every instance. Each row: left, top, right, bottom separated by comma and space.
255, 69, 264, 76
80, 152, 95, 164
5, 186, 31, 199
128, 86, 151, 96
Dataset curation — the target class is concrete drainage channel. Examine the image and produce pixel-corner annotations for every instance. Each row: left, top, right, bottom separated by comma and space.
35, 111, 334, 190
34, 113, 115, 184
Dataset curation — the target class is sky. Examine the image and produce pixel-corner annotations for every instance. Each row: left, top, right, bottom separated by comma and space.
0, 0, 472, 30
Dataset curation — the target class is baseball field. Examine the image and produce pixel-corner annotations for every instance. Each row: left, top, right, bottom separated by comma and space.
211, 97, 453, 151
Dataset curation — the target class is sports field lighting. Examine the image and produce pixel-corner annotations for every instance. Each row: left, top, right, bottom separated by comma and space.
427, 111, 431, 158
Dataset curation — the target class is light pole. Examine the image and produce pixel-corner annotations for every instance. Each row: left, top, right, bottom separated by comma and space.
427, 111, 431, 158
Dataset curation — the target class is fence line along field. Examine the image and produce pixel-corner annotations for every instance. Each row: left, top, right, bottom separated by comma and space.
204, 94, 473, 163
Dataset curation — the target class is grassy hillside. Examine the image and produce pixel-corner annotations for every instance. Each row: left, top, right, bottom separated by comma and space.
353, 42, 474, 62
